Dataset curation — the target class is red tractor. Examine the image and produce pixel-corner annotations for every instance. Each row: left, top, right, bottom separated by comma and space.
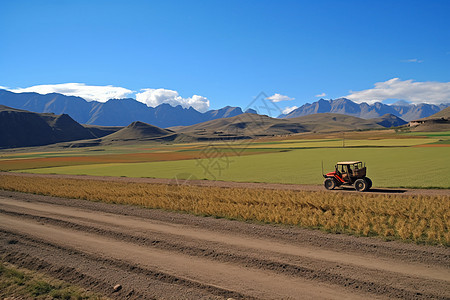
323, 161, 372, 192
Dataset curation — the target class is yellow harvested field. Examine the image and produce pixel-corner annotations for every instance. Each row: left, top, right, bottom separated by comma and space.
0, 174, 448, 246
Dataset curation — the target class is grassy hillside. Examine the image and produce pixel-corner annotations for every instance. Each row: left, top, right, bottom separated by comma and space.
174, 112, 384, 140
289, 113, 384, 132
101, 121, 176, 142
172, 113, 306, 137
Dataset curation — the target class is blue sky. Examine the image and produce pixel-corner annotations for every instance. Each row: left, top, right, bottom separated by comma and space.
1, 0, 449, 112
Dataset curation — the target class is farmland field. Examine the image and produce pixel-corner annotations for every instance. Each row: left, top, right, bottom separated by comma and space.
0, 174, 448, 245
1, 130, 449, 299
1, 130, 449, 188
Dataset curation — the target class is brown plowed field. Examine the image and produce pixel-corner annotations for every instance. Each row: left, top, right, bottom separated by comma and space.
0, 189, 449, 299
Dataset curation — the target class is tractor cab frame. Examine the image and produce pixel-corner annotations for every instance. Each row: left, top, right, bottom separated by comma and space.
323, 161, 372, 192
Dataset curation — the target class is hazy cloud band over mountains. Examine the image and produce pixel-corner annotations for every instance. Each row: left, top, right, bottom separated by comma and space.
3, 83, 134, 103
2, 83, 212, 112
2, 78, 449, 115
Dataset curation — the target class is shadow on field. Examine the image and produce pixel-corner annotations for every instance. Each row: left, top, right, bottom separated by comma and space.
337, 187, 407, 194
367, 188, 407, 194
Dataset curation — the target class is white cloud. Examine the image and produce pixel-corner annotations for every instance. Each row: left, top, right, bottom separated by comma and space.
315, 92, 326, 97
186, 95, 210, 112
7, 83, 133, 102
282, 106, 298, 115
136, 88, 210, 112
345, 78, 450, 105
3, 83, 212, 111
0, 86, 8, 90
266, 93, 294, 102
401, 58, 423, 63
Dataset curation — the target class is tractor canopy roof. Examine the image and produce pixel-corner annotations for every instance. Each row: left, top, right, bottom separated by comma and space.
337, 161, 362, 165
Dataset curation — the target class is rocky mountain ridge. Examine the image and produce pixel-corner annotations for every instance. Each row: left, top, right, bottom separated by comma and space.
281, 98, 448, 121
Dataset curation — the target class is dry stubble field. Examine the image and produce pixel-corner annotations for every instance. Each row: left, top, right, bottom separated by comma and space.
0, 173, 448, 246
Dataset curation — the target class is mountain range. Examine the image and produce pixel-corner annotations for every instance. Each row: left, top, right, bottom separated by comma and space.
0, 104, 409, 149
0, 89, 248, 128
281, 98, 449, 121
0, 89, 448, 127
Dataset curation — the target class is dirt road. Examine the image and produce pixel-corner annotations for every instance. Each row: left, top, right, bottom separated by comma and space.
0, 190, 449, 299
4, 172, 450, 196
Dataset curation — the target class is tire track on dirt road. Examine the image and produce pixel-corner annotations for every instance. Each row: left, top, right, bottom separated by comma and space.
0, 192, 449, 299
0, 214, 367, 300
0, 197, 447, 283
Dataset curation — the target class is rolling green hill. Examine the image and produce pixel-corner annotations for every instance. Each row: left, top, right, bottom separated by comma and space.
172, 113, 307, 138
289, 113, 384, 132
173, 113, 384, 140
100, 121, 178, 142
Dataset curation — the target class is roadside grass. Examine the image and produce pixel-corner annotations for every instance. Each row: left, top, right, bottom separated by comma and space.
0, 260, 105, 299
0, 174, 448, 246
17, 146, 450, 188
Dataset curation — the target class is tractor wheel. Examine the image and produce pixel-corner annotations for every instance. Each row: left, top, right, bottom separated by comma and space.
365, 177, 372, 190
324, 178, 337, 190
354, 179, 367, 192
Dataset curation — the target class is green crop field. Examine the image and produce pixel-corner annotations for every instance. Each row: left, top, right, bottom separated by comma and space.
16, 144, 450, 188
404, 131, 450, 137
3, 130, 449, 188
244, 138, 437, 149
